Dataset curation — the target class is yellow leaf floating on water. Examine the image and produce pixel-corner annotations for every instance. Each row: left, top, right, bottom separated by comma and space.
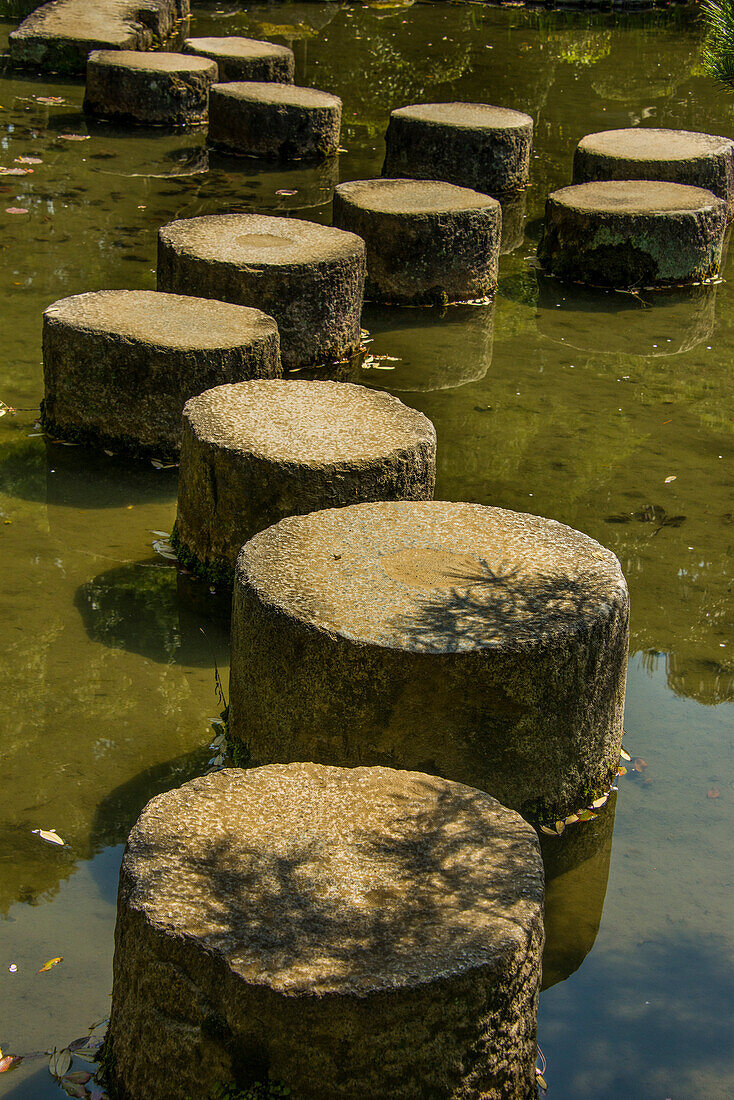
0, 1054, 23, 1073
620, 747, 631, 762
664, 475, 677, 483
38, 956, 63, 973
32, 828, 64, 846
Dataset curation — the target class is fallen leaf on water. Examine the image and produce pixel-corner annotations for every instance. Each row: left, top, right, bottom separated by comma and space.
564, 812, 579, 825
60, 1081, 87, 1099
5, 207, 28, 215
708, 787, 721, 799
59, 134, 90, 141
539, 825, 556, 836
536, 1072, 547, 1092
620, 747, 631, 762
8, 963, 17, 972
0, 166, 33, 176
64, 1071, 93, 1085
38, 956, 63, 973
576, 809, 597, 822
634, 758, 648, 772
554, 820, 565, 835
49, 1047, 72, 1076
617, 765, 627, 776
150, 530, 169, 538
0, 399, 15, 417
591, 793, 609, 810
664, 475, 677, 483
275, 188, 298, 196
150, 458, 177, 469
32, 827, 64, 846
0, 1054, 22, 1073
15, 156, 42, 165
71, 1038, 103, 1062
36, 95, 65, 105
153, 538, 178, 562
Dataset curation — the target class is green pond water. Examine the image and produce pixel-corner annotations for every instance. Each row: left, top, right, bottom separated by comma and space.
0, 2, 732, 1096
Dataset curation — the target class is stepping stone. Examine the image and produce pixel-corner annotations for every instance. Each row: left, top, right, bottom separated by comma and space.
383, 102, 533, 197
229, 500, 630, 822
537, 180, 727, 289
208, 82, 342, 160
182, 36, 294, 83
10, 0, 188, 75
41, 291, 281, 459
84, 50, 217, 126
157, 214, 365, 371
573, 127, 734, 207
106, 763, 544, 1100
174, 380, 436, 583
332, 178, 501, 305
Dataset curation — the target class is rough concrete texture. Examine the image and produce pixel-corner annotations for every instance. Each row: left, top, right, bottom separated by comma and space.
383, 102, 533, 198
175, 380, 437, 582
573, 127, 734, 207
106, 763, 544, 1100
332, 178, 501, 304
157, 213, 365, 370
537, 180, 727, 288
183, 36, 294, 83
229, 500, 630, 822
208, 81, 341, 160
83, 49, 217, 126
10, 0, 189, 75
42, 290, 281, 458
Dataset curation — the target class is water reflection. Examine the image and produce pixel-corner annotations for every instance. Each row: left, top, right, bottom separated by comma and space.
499, 192, 527, 255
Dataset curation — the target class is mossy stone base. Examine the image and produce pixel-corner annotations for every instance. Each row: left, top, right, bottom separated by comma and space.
84, 49, 217, 126
182, 36, 295, 83
229, 500, 630, 822
332, 178, 501, 304
537, 180, 727, 288
208, 82, 341, 161
106, 764, 544, 1099
383, 102, 533, 198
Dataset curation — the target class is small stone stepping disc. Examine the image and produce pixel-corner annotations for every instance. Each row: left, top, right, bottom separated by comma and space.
208, 81, 342, 160
333, 178, 501, 304
84, 50, 218, 126
42, 290, 280, 458
106, 763, 544, 1100
537, 180, 727, 288
573, 127, 734, 206
175, 379, 436, 581
182, 36, 295, 83
229, 500, 629, 821
383, 102, 533, 197
157, 213, 365, 370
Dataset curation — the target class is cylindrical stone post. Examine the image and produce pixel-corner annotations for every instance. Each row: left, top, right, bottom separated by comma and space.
84, 50, 218, 126
106, 764, 544, 1100
573, 127, 734, 208
174, 380, 436, 584
157, 213, 365, 371
383, 102, 533, 197
41, 291, 280, 458
208, 82, 342, 160
229, 501, 629, 823
332, 178, 501, 304
537, 180, 727, 289
182, 36, 295, 83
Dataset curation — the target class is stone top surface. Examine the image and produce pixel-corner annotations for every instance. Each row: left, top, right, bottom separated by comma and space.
211, 81, 341, 109
183, 36, 293, 61
185, 380, 435, 463
123, 763, 543, 995
159, 213, 364, 268
577, 127, 734, 161
549, 180, 724, 215
335, 178, 499, 216
88, 48, 217, 74
12, 0, 168, 42
391, 102, 533, 132
43, 290, 277, 350
237, 500, 628, 653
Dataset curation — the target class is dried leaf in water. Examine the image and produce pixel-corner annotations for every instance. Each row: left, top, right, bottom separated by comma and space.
64, 1071, 93, 1084
554, 820, 565, 835
536, 1072, 548, 1092
275, 188, 298, 196
708, 787, 721, 799
49, 1047, 73, 1076
36, 95, 65, 105
32, 827, 64, 846
15, 156, 42, 165
60, 1081, 87, 1098
0, 1054, 22, 1073
38, 956, 63, 972
634, 758, 648, 772
59, 134, 90, 141
576, 809, 597, 822
664, 475, 677, 483
539, 825, 556, 836
590, 794, 609, 810
620, 748, 631, 762
0, 166, 33, 176
564, 813, 579, 825
150, 530, 169, 538
150, 458, 176, 469
617, 765, 627, 776
5, 207, 29, 215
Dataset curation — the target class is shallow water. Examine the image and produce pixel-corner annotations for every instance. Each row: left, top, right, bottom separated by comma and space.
0, 2, 731, 1097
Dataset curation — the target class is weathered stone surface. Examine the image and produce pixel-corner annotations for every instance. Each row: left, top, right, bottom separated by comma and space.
157, 213, 365, 371
10, 0, 189, 75
332, 178, 501, 304
230, 500, 629, 822
41, 290, 280, 458
573, 127, 734, 207
537, 180, 727, 289
174, 380, 436, 583
383, 102, 533, 198
84, 49, 216, 126
106, 763, 544, 1100
182, 35, 294, 83
208, 81, 341, 160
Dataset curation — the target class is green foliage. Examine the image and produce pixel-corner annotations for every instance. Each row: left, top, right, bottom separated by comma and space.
208, 1082, 292, 1099
701, 0, 734, 87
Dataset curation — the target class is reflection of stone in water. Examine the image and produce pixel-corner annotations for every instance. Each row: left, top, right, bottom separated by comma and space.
44, 439, 176, 510
540, 793, 617, 990
665, 651, 733, 706
360, 300, 494, 392
75, 561, 229, 667
499, 191, 526, 254
85, 126, 209, 178
207, 149, 338, 211
536, 276, 716, 358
